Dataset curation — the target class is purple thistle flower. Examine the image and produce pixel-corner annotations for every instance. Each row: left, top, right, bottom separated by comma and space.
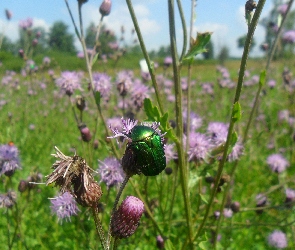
285, 188, 295, 207
0, 191, 17, 208
55, 71, 82, 96
77, 51, 84, 58
183, 111, 203, 132
223, 208, 233, 218
92, 72, 112, 101
111, 196, 144, 238
50, 192, 80, 222
107, 117, 123, 132
267, 79, 276, 88
277, 4, 288, 15
267, 230, 287, 249
98, 157, 125, 189
282, 30, 295, 44
207, 122, 229, 145
164, 56, 172, 67
164, 144, 177, 164
19, 18, 33, 30
116, 70, 133, 96
109, 118, 138, 141
266, 154, 289, 173
228, 141, 244, 162
188, 132, 211, 162
0, 143, 21, 177
130, 80, 150, 110
43, 56, 51, 65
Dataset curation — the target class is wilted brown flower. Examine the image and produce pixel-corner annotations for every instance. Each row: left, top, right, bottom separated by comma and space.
46, 147, 94, 194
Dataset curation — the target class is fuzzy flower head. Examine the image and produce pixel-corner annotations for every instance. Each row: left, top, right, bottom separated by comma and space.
98, 157, 125, 189
130, 80, 150, 110
0, 143, 21, 177
92, 72, 112, 101
50, 192, 80, 222
116, 70, 133, 96
188, 132, 211, 162
109, 118, 166, 176
55, 71, 82, 96
164, 144, 177, 165
207, 122, 229, 146
111, 196, 144, 238
0, 191, 17, 209
282, 30, 295, 44
267, 154, 289, 173
268, 230, 287, 249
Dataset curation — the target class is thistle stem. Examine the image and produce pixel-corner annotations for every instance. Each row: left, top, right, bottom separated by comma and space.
92, 206, 108, 250
125, 0, 164, 115
168, 0, 193, 248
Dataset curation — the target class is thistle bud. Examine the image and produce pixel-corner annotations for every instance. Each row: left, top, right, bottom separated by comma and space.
32, 39, 38, 47
111, 196, 144, 238
18, 180, 28, 192
164, 167, 172, 175
79, 124, 92, 142
74, 179, 103, 207
230, 201, 241, 213
245, 0, 257, 11
99, 0, 112, 16
5, 9, 12, 20
156, 235, 165, 249
18, 49, 24, 58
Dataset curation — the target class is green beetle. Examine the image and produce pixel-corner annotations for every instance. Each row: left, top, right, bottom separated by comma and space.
122, 125, 166, 176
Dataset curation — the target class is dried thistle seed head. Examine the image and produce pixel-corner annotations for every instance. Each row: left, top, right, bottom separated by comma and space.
73, 178, 102, 207
46, 147, 93, 193
76, 95, 86, 111
111, 196, 144, 239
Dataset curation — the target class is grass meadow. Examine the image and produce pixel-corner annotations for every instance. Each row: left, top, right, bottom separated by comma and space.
1, 49, 295, 250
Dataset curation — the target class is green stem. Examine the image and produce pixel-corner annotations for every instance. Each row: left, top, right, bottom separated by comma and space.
185, 0, 196, 171
168, 0, 193, 248
64, 0, 81, 41
92, 207, 108, 250
125, 0, 164, 115
176, 0, 187, 62
193, 0, 266, 245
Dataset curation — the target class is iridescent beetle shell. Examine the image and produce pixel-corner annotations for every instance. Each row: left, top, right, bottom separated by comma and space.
122, 125, 166, 176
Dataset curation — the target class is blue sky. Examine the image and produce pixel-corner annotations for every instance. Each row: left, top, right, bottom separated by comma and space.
0, 0, 275, 57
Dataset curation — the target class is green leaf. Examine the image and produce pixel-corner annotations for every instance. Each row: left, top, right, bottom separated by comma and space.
230, 131, 238, 146
165, 239, 175, 250
91, 53, 99, 67
94, 91, 101, 107
143, 98, 177, 141
188, 172, 200, 189
199, 194, 208, 204
259, 70, 266, 87
232, 102, 242, 122
183, 32, 212, 61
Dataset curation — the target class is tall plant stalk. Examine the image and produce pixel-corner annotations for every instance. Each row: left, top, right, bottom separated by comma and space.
168, 0, 193, 248
193, 0, 266, 245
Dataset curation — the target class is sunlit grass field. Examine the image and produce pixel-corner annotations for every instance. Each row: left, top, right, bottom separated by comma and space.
0, 52, 295, 249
